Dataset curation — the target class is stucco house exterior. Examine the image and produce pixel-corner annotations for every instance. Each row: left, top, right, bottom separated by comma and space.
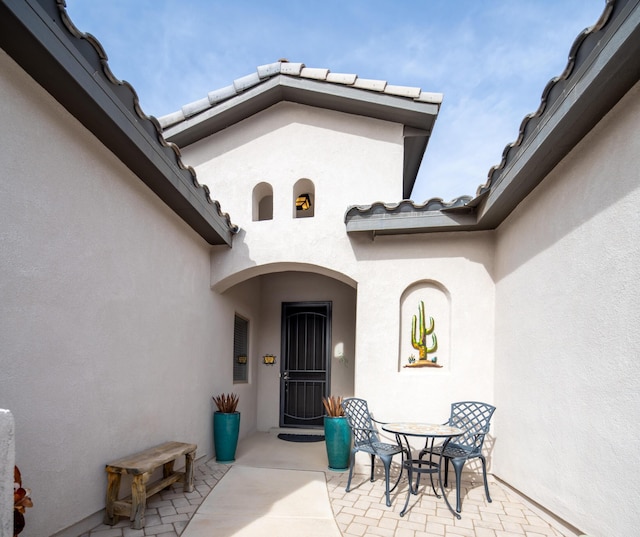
1, 1, 639, 536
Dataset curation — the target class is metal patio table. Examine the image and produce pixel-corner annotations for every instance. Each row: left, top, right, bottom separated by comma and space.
382, 422, 463, 518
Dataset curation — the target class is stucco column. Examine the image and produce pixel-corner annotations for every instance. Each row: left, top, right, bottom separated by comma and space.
0, 409, 15, 537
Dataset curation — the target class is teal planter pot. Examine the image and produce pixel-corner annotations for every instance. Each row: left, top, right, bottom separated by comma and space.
213, 411, 240, 463
324, 416, 351, 471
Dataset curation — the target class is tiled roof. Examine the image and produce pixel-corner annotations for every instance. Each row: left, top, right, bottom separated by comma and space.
343, 196, 478, 235
158, 61, 443, 129
346, 0, 629, 234
51, 2, 238, 243
476, 0, 616, 198
345, 196, 473, 217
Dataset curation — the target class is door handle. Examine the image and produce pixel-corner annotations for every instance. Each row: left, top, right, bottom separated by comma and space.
282, 371, 290, 380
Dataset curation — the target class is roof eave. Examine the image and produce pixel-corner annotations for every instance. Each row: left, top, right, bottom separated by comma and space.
344, 196, 478, 236
165, 76, 440, 143
345, 212, 478, 237
0, 0, 236, 246
403, 129, 430, 200
345, 0, 640, 237
163, 75, 439, 193
476, 0, 640, 229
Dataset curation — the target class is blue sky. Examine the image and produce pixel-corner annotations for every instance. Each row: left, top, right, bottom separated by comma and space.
65, 0, 606, 203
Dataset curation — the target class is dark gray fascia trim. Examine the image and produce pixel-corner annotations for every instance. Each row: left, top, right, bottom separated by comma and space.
345, 0, 640, 236
403, 128, 430, 200
475, 0, 640, 228
165, 75, 439, 144
345, 211, 478, 235
164, 75, 439, 198
344, 197, 476, 236
0, 0, 236, 245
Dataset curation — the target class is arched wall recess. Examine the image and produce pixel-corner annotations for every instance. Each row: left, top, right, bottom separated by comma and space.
253, 182, 273, 221
398, 281, 451, 372
293, 178, 315, 218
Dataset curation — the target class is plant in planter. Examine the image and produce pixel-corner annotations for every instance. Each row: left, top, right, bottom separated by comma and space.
322, 395, 351, 471
212, 393, 240, 463
14, 466, 32, 537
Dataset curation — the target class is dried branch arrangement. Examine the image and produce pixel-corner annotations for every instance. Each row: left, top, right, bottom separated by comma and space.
322, 395, 345, 417
212, 393, 239, 413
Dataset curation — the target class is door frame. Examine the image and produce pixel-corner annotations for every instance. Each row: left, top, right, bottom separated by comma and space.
279, 301, 332, 428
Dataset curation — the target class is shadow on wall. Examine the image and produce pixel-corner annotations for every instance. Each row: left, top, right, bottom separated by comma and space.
495, 84, 640, 280
347, 229, 496, 267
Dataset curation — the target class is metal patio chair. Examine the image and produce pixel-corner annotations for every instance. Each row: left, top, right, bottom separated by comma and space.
341, 397, 404, 507
420, 401, 496, 513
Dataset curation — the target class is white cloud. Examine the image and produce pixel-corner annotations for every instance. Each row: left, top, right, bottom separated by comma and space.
65, 0, 606, 202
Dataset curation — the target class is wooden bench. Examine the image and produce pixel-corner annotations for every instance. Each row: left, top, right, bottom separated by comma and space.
104, 441, 196, 529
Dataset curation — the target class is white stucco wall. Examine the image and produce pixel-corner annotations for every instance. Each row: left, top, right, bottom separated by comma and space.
0, 50, 255, 536
351, 232, 496, 432
182, 101, 404, 291
183, 98, 496, 445
183, 101, 404, 210
0, 410, 14, 537
4, 16, 637, 534
253, 272, 356, 431
494, 81, 640, 536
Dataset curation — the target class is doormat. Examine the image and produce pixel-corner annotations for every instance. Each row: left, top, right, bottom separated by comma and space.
277, 433, 325, 443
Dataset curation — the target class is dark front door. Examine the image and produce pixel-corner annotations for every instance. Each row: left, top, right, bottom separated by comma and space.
280, 302, 331, 428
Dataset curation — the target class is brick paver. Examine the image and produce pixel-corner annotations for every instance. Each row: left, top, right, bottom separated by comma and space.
80, 458, 573, 537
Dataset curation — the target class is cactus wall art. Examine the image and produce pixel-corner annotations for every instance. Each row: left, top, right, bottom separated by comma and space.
406, 300, 442, 368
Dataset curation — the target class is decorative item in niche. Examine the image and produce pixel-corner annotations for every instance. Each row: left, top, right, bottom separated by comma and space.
406, 300, 442, 368
263, 354, 276, 365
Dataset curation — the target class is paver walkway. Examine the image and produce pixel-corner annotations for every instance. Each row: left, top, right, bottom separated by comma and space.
80, 432, 575, 537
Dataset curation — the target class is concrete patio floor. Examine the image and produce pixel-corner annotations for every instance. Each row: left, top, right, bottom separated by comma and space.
79, 431, 577, 537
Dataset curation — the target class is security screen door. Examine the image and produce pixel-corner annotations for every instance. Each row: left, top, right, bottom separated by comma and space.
280, 302, 331, 428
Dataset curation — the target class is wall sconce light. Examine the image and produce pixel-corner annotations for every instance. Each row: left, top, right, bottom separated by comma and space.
263, 354, 276, 365
236, 355, 247, 364
295, 193, 311, 211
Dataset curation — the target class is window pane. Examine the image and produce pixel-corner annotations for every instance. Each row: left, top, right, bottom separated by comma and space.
233, 315, 248, 383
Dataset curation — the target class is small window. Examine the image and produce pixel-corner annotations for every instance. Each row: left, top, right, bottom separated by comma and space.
258, 195, 273, 220
233, 315, 248, 383
293, 178, 315, 218
253, 182, 273, 221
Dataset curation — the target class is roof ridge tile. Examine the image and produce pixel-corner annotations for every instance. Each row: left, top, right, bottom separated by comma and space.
208, 84, 236, 105
326, 72, 358, 85
182, 96, 211, 118
280, 62, 304, 75
352, 78, 387, 92
233, 71, 262, 93
257, 61, 282, 78
416, 91, 444, 104
384, 84, 421, 99
299, 67, 330, 80
158, 61, 442, 131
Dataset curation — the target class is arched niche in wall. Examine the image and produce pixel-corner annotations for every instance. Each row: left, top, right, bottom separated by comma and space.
398, 281, 451, 372
293, 178, 315, 218
253, 182, 273, 221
